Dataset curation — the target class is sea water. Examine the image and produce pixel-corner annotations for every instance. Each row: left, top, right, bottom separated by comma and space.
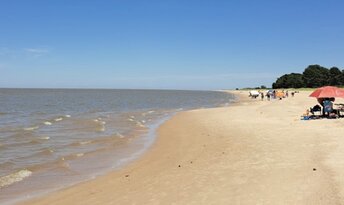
0, 88, 235, 204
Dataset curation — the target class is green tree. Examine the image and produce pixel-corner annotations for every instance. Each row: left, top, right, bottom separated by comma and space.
272, 73, 304, 88
285, 73, 304, 88
302, 65, 329, 88
329, 67, 343, 86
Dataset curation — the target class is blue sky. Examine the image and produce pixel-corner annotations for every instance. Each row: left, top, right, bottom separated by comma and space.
1, 0, 344, 89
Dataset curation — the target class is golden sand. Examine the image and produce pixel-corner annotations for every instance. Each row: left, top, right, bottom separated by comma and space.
20, 91, 344, 205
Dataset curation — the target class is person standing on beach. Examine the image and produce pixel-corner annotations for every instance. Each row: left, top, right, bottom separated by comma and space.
286, 91, 289, 97
266, 92, 270, 101
260, 92, 264, 101
272, 90, 276, 99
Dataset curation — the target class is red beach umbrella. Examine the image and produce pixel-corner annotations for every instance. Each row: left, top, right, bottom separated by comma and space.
309, 86, 344, 98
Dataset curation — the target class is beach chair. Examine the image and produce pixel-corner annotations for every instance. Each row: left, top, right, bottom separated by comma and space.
310, 105, 321, 116
335, 103, 344, 117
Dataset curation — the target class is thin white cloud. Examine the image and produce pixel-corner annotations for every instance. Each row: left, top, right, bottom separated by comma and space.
24, 48, 50, 57
105, 72, 279, 89
111, 72, 279, 81
24, 48, 49, 53
0, 47, 51, 58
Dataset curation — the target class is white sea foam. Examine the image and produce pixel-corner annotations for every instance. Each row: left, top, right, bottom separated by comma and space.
79, 141, 92, 145
116, 132, 125, 138
93, 119, 99, 122
65, 115, 71, 118
136, 122, 145, 128
128, 118, 134, 122
0, 169, 32, 188
142, 110, 155, 116
130, 115, 135, 119
100, 121, 106, 125
54, 118, 63, 122
99, 125, 105, 132
38, 136, 50, 140
44, 121, 52, 125
23, 126, 39, 131
76, 153, 84, 157
141, 120, 146, 124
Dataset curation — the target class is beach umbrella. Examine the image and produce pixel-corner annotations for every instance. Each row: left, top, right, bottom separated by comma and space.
309, 86, 344, 98
276, 90, 284, 98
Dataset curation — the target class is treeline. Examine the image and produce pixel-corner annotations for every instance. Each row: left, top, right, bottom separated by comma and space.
272, 65, 344, 89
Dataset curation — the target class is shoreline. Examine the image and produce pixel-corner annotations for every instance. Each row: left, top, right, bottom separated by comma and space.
19, 90, 344, 204
15, 91, 248, 205
10, 91, 236, 205
1, 110, 176, 205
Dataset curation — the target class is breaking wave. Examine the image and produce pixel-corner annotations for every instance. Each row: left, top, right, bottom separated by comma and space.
0, 169, 32, 188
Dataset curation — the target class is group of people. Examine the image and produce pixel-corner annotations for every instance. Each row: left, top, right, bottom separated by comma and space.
250, 90, 296, 101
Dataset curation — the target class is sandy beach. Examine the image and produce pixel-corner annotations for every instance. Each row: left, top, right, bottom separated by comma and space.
20, 91, 344, 205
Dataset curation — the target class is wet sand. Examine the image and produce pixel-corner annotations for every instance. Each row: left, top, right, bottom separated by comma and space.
20, 91, 344, 205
